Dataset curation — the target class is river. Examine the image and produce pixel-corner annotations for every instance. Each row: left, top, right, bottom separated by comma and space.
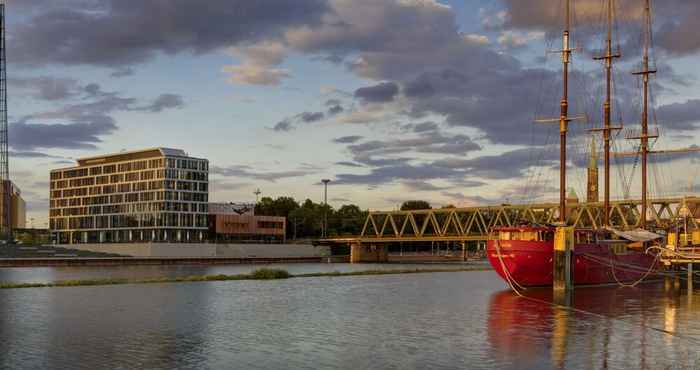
0, 265, 698, 369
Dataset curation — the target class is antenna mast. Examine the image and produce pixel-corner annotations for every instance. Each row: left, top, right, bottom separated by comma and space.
0, 1, 10, 241
592, 0, 621, 227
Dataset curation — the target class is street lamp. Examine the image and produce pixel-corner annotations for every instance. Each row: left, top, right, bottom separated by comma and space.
321, 179, 331, 238
254, 188, 261, 203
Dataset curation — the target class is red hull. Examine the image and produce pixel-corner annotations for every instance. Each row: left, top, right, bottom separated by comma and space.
486, 239, 660, 287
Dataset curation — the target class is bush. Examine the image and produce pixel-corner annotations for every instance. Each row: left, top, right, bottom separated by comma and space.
249, 268, 291, 280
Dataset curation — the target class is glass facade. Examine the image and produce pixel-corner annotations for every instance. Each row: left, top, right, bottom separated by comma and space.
49, 148, 209, 244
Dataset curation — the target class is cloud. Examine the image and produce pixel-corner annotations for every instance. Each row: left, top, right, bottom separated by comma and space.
271, 111, 327, 132
403, 181, 448, 192
299, 111, 325, 123
109, 67, 135, 78
10, 121, 118, 150
135, 94, 185, 113
335, 161, 364, 168
211, 164, 319, 182
223, 65, 291, 86
333, 135, 363, 144
656, 99, 700, 131
9, 76, 80, 101
354, 82, 400, 104
11, 0, 330, 68
10, 151, 64, 159
12, 83, 185, 150
327, 104, 344, 115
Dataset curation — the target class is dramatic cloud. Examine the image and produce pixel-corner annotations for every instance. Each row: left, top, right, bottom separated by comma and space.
12, 83, 184, 150
11, 0, 330, 68
656, 99, 700, 131
10, 121, 118, 150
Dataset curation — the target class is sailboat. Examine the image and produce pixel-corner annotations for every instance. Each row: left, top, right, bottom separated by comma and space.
486, 0, 672, 287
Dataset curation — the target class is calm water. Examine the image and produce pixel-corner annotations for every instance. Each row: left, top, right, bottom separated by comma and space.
1, 268, 699, 369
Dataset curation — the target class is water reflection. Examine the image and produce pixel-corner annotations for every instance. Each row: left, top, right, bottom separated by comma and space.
487, 281, 700, 369
1, 270, 699, 369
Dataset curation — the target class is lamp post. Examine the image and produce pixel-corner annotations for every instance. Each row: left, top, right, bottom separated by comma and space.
253, 188, 261, 203
321, 179, 331, 238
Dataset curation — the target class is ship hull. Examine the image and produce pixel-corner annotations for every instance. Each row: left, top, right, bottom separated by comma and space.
486, 239, 660, 287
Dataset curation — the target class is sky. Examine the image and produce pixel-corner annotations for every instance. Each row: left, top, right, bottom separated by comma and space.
5, 0, 700, 227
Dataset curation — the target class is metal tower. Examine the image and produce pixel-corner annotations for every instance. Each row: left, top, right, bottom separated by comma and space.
0, 1, 11, 241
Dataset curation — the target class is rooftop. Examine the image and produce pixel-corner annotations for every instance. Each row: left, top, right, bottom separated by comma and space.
52, 148, 204, 171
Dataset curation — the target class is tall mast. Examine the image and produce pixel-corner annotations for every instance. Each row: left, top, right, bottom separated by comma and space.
593, 0, 621, 227
559, 0, 572, 224
0, 1, 10, 241
632, 0, 656, 227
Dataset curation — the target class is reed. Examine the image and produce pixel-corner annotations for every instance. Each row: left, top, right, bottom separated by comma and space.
0, 266, 490, 289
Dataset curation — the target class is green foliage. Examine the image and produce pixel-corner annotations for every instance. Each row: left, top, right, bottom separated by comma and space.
249, 268, 291, 279
0, 266, 491, 289
254, 195, 369, 238
400, 200, 432, 211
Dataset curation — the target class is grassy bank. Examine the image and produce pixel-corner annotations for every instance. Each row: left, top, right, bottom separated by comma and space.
0, 266, 491, 290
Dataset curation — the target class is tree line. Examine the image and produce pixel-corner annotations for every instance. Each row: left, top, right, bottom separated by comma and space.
254, 197, 434, 239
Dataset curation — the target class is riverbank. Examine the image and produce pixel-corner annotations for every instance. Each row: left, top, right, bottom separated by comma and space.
0, 266, 492, 289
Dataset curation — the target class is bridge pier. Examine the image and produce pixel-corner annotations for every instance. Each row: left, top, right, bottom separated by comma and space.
350, 243, 388, 263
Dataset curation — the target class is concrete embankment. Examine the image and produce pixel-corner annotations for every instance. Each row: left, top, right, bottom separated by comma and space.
65, 243, 332, 258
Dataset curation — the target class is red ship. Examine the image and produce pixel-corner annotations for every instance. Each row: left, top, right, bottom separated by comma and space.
486, 0, 682, 287
486, 226, 661, 287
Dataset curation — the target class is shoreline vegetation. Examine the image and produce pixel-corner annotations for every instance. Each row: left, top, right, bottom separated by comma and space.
0, 266, 492, 290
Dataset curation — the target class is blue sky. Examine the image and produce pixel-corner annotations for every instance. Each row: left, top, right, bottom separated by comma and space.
5, 0, 700, 227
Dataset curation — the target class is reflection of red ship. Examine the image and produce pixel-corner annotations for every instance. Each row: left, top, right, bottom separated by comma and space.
487, 227, 661, 287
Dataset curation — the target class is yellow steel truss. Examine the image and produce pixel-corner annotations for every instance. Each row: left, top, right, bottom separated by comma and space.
351, 197, 700, 243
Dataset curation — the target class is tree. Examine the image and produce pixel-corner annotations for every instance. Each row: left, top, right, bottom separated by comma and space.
332, 204, 368, 236
400, 200, 432, 211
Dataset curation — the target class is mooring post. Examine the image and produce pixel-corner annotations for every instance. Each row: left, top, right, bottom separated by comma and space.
689, 263, 694, 292
461, 241, 467, 262
554, 226, 574, 293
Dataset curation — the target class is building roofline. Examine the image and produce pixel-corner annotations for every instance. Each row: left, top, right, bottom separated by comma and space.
50, 147, 206, 171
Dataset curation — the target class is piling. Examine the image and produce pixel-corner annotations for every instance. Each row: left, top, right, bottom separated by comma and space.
553, 226, 574, 292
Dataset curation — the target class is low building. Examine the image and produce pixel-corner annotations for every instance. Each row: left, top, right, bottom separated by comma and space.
208, 202, 286, 243
0, 180, 26, 231
6, 181, 25, 229
49, 148, 209, 244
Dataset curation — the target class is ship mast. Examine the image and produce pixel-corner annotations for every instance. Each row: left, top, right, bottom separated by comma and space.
632, 0, 656, 227
592, 0, 621, 227
559, 0, 572, 224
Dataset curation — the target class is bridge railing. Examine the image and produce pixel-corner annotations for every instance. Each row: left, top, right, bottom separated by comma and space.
356, 197, 700, 243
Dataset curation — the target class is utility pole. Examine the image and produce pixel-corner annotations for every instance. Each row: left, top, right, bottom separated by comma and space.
321, 179, 331, 238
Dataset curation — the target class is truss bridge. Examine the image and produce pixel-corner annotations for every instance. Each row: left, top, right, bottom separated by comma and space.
349, 197, 700, 244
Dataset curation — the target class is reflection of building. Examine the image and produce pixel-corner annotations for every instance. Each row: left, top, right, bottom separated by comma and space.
208, 202, 286, 242
49, 148, 209, 244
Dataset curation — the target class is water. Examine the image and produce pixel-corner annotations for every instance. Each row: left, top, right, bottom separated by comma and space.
0, 268, 698, 369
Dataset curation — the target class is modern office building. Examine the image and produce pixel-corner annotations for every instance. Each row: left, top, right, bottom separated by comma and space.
49, 148, 209, 244
208, 202, 286, 242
